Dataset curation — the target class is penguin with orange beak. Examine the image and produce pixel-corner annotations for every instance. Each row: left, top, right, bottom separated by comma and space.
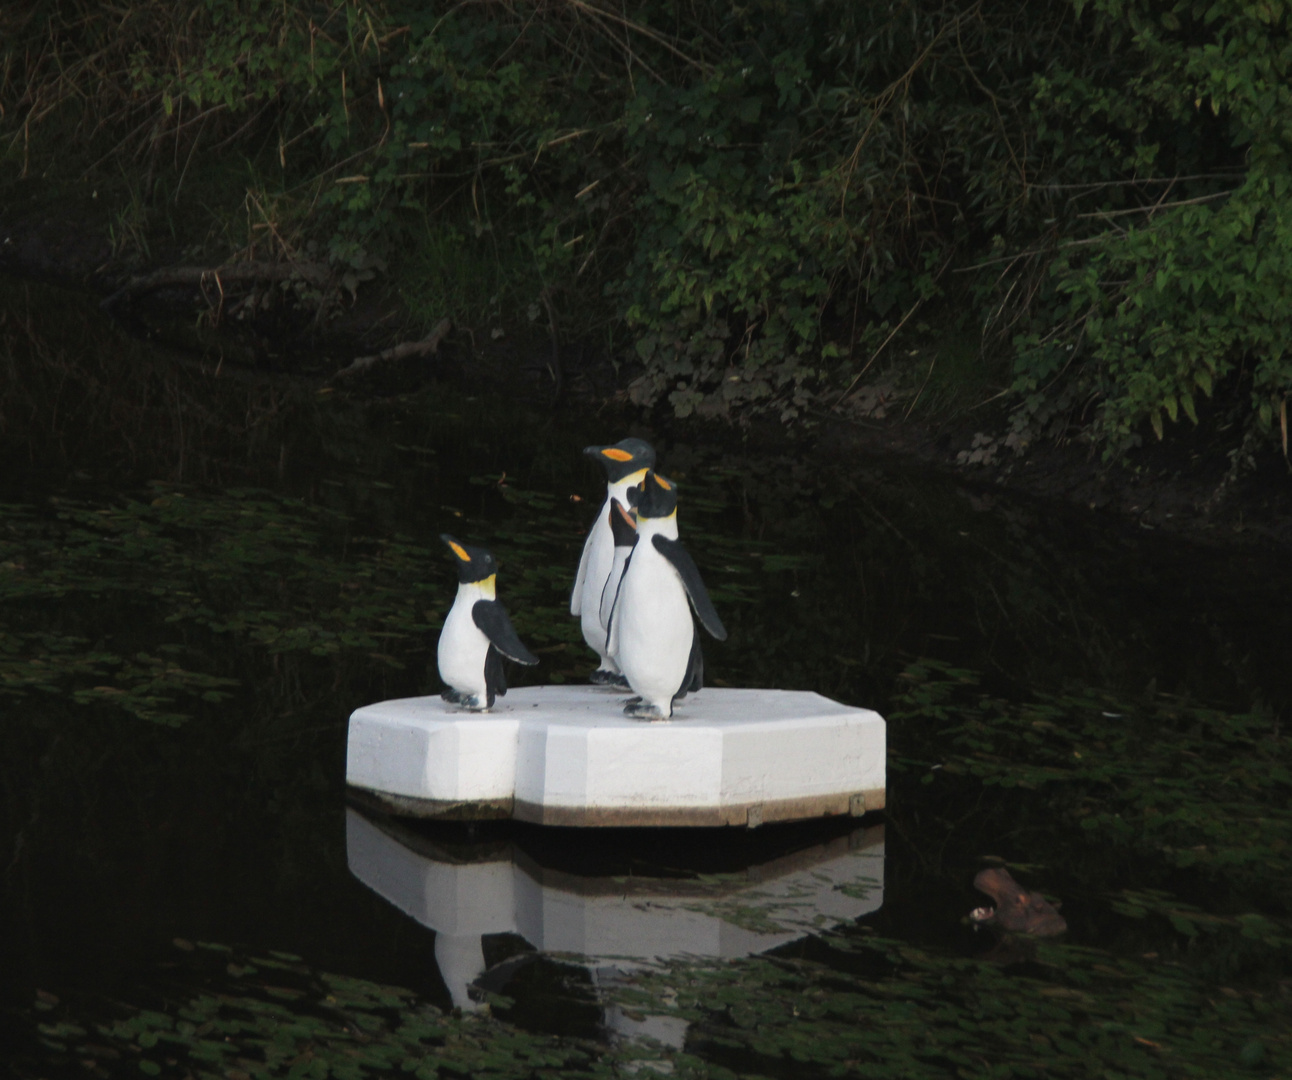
438, 535, 538, 711
607, 471, 726, 720
570, 437, 655, 684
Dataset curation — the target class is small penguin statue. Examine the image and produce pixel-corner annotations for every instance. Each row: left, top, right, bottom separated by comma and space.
570, 437, 655, 685
607, 471, 727, 720
437, 534, 538, 711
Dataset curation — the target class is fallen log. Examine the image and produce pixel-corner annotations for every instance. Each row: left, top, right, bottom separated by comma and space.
328, 317, 453, 382
102, 261, 330, 309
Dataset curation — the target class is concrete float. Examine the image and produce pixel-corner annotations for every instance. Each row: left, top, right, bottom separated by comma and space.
346, 684, 885, 827
345, 805, 885, 1025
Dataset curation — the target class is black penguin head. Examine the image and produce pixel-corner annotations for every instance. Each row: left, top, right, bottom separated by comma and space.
441, 534, 497, 584
607, 499, 638, 548
583, 437, 656, 483
634, 470, 678, 522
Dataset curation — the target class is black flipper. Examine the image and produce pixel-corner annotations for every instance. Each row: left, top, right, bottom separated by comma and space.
651, 535, 727, 640
607, 499, 638, 548
483, 644, 506, 708
472, 600, 540, 664
599, 500, 638, 624
674, 630, 704, 703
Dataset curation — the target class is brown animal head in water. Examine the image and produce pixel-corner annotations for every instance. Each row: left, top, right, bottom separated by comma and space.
968, 867, 1067, 937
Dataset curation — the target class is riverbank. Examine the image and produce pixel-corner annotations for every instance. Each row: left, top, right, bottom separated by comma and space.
822, 405, 1292, 552
3, 204, 1290, 552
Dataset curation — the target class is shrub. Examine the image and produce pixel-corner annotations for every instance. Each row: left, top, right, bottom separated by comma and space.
4, 0, 1289, 459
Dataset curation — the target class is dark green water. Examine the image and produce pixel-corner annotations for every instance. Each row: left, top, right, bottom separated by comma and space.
2, 276, 1290, 1077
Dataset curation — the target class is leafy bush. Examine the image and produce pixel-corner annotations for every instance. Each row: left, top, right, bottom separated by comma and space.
3, 0, 1290, 457
1010, 0, 1292, 457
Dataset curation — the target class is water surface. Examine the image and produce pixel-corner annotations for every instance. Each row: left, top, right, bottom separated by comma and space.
2, 275, 1289, 1076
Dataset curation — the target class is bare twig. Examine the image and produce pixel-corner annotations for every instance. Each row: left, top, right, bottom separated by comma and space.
903, 351, 938, 420
566, 0, 711, 73
953, 232, 1130, 273
834, 251, 952, 407
1075, 188, 1234, 220
837, 5, 979, 212
1042, 172, 1244, 192
834, 298, 923, 407
540, 288, 562, 401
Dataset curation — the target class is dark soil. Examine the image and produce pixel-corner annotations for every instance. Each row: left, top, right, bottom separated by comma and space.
4, 205, 1290, 551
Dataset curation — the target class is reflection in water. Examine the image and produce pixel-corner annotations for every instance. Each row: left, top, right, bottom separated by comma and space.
346, 808, 883, 1043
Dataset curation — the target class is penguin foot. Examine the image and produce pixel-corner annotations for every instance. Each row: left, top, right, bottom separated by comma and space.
588, 668, 627, 687
623, 699, 670, 721
441, 687, 488, 712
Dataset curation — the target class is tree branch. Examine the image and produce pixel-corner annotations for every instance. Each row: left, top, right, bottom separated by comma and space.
328, 317, 453, 382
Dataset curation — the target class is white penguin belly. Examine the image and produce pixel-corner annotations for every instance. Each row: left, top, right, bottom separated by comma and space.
437, 594, 491, 699
579, 552, 613, 661
615, 551, 694, 710
578, 496, 620, 668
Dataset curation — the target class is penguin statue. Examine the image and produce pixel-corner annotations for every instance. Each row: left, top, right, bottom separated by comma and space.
607, 471, 727, 720
437, 534, 538, 711
570, 437, 655, 685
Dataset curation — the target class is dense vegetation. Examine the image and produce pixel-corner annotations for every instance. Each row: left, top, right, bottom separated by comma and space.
2, 0, 1289, 461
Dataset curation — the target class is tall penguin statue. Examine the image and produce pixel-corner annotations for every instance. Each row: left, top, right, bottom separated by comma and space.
570, 437, 655, 685
437, 535, 538, 711
607, 471, 727, 720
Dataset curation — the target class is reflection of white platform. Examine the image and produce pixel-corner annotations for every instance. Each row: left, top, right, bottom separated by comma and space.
345, 807, 885, 1015
346, 685, 885, 827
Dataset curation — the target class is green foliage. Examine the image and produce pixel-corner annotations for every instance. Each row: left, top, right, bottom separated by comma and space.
394, 220, 541, 337
612, 4, 1047, 421
1010, 0, 1292, 455
4, 0, 1292, 453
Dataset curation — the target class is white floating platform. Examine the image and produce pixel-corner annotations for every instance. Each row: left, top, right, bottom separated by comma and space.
346, 685, 885, 827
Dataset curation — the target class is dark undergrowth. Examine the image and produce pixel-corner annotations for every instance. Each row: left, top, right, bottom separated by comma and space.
2, 0, 1290, 477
